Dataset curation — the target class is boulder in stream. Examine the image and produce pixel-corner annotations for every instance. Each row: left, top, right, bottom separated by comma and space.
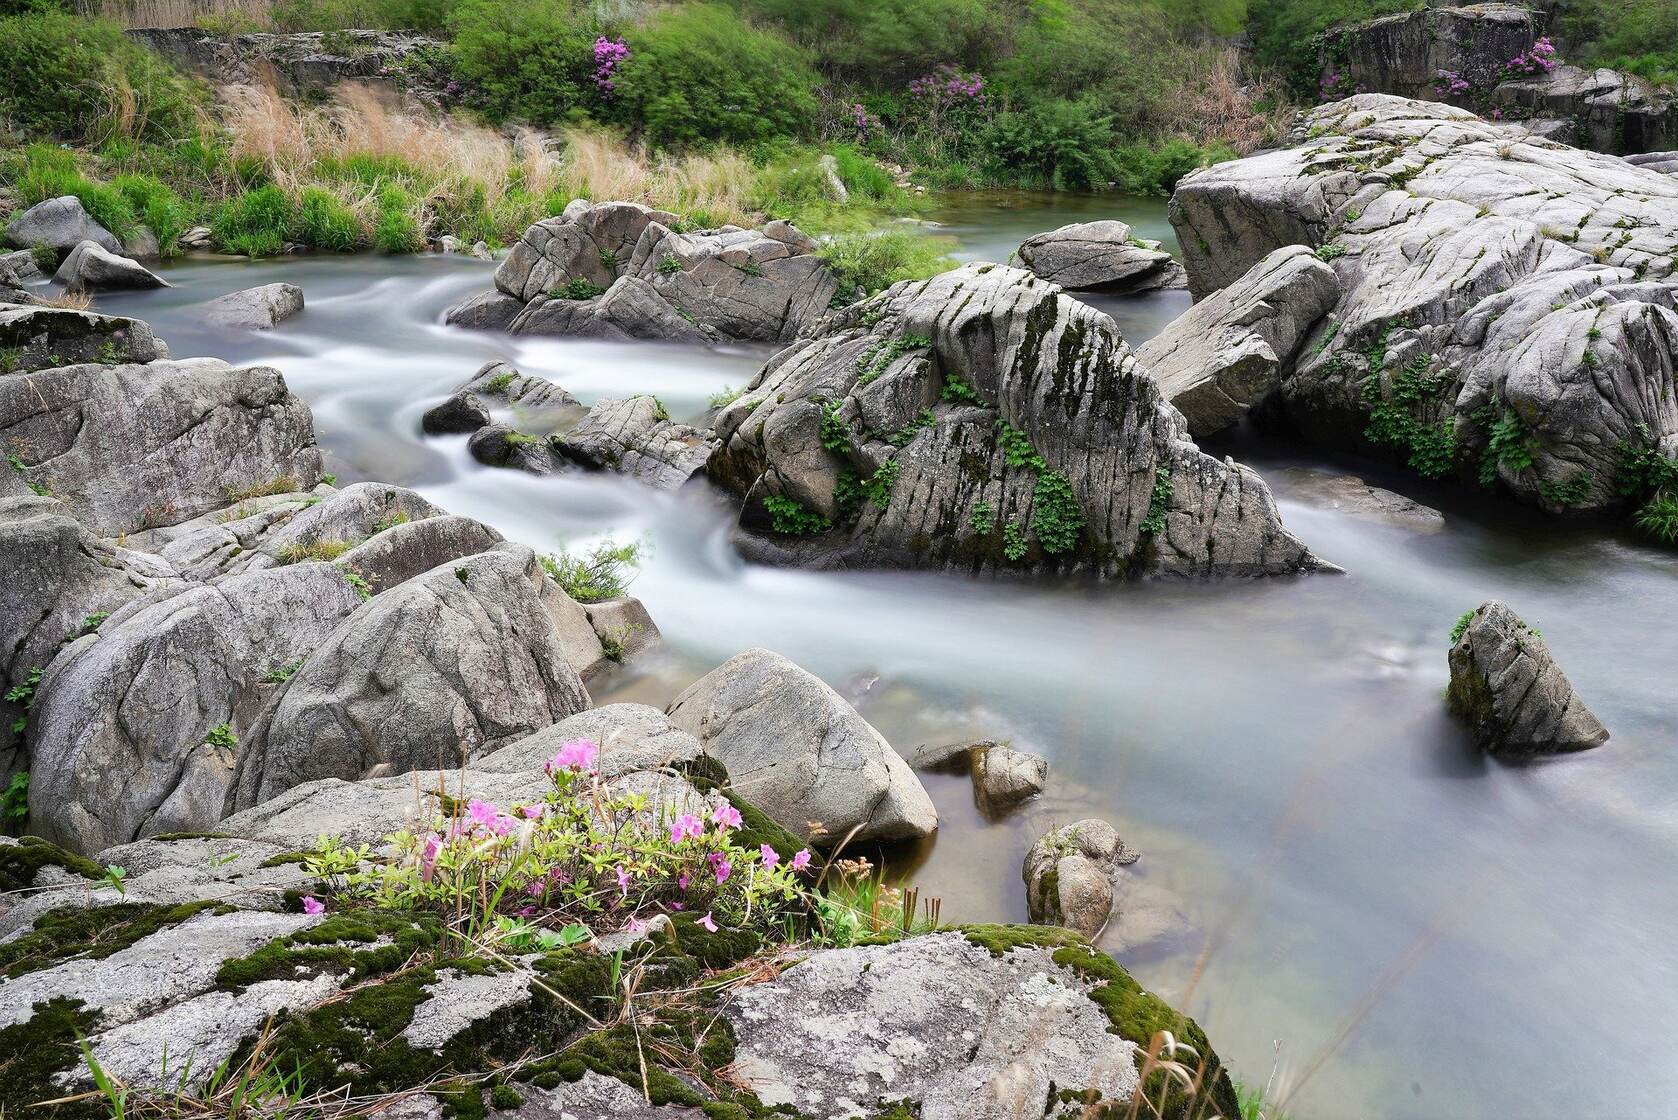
3, 196, 122, 256
200, 282, 304, 329
55, 240, 169, 292
1446, 600, 1609, 755
1015, 220, 1186, 293
1023, 818, 1140, 939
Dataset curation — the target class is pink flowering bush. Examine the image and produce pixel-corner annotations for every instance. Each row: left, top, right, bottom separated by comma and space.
1503, 37, 1560, 79
1433, 70, 1471, 99
593, 36, 628, 95
306, 737, 816, 949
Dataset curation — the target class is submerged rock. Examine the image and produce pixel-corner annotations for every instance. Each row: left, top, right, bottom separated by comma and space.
1023, 818, 1140, 939
55, 240, 169, 292
709, 262, 1323, 578
445, 201, 837, 343
666, 647, 937, 844
421, 391, 492, 434
1173, 95, 1678, 514
3, 196, 122, 256
1271, 467, 1444, 531
1016, 219, 1186, 293
1446, 600, 1609, 755
200, 282, 304, 329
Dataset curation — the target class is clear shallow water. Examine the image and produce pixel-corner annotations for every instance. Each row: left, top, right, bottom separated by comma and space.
93, 195, 1678, 1120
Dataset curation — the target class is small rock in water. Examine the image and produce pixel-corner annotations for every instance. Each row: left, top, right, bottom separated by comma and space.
422, 391, 491, 435
1447, 600, 1609, 755
1023, 818, 1139, 939
970, 743, 1047, 814
1273, 467, 1445, 531
200, 283, 304, 330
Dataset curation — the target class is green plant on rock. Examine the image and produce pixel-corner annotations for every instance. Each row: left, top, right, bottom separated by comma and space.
1539, 471, 1593, 509
862, 458, 901, 509
5, 666, 42, 735
1360, 349, 1457, 480
764, 495, 831, 537
1476, 399, 1538, 487
1634, 490, 1678, 544
539, 539, 643, 603
1, 772, 26, 835
819, 399, 854, 453
339, 567, 375, 601
550, 278, 607, 301
1030, 470, 1083, 555
1140, 464, 1173, 537
856, 333, 932, 387
996, 420, 1046, 473
206, 723, 237, 750
887, 408, 936, 447
1449, 609, 1476, 645
968, 501, 996, 536
1002, 522, 1029, 562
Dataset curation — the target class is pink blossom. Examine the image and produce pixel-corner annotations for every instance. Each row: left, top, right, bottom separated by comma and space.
520, 804, 545, 820
546, 738, 600, 774
760, 844, 780, 868
302, 895, 325, 916
711, 803, 743, 830
670, 901, 684, 911
790, 849, 812, 872
625, 917, 648, 935
615, 864, 632, 893
697, 911, 718, 933
669, 813, 704, 843
678, 872, 690, 891
713, 857, 732, 885
420, 834, 442, 881
467, 798, 499, 830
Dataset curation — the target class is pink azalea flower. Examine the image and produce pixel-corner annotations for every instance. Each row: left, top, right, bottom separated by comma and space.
711, 803, 743, 830
670, 901, 684, 911
546, 738, 600, 774
520, 804, 545, 819
624, 917, 648, 935
790, 849, 812, 872
697, 911, 718, 933
678, 872, 690, 891
669, 813, 704, 843
301, 895, 325, 916
714, 858, 732, 885
420, 834, 442, 881
760, 844, 780, 868
615, 864, 632, 893
467, 798, 498, 830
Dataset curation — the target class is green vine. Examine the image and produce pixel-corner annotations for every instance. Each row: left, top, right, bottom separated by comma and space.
763, 496, 831, 537
1139, 464, 1172, 536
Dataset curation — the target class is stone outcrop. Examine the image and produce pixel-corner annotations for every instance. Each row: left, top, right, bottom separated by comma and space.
0, 301, 166, 369
1023, 819, 1140, 939
1136, 245, 1339, 437
708, 262, 1324, 577
1446, 600, 1609, 755
553, 395, 716, 490
0, 357, 323, 535
55, 240, 169, 292
2, 196, 122, 256
1492, 66, 1678, 156
1173, 95, 1678, 513
666, 647, 937, 844
125, 27, 445, 95
200, 282, 304, 329
1271, 467, 1445, 530
1015, 220, 1186, 293
445, 201, 837, 343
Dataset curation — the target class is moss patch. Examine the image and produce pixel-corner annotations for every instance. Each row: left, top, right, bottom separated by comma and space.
0, 901, 213, 979
216, 911, 438, 991
0, 997, 102, 1119
0, 835, 102, 893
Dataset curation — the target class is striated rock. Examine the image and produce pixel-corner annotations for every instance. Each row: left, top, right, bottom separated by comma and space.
442, 289, 522, 331
200, 282, 304, 329
1494, 66, 1678, 157
1136, 245, 1339, 437
3, 196, 122, 256
125, 27, 444, 95
0, 302, 166, 369
467, 424, 562, 473
666, 648, 936, 844
55, 240, 169, 291
1446, 600, 1608, 755
969, 743, 1048, 815
0, 356, 323, 535
584, 597, 661, 663
1016, 220, 1186, 293
1023, 819, 1139, 939
554, 395, 716, 490
458, 360, 581, 430
1173, 95, 1678, 513
227, 546, 591, 813
27, 562, 365, 852
447, 201, 836, 344
709, 262, 1323, 578
1626, 150, 1678, 178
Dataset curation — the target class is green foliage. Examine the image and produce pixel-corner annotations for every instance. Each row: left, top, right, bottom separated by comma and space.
0, 12, 203, 145
1476, 400, 1538, 487
1634, 491, 1678, 544
1247, 0, 1423, 94
5, 666, 42, 735
1613, 424, 1678, 499
855, 332, 933, 386
819, 399, 854, 453
1, 771, 26, 834
269, 0, 454, 34
14, 143, 138, 239
262, 658, 305, 684
339, 567, 375, 600
996, 420, 1046, 472
939, 369, 983, 404
1030, 470, 1082, 555
213, 184, 295, 258
550, 277, 607, 300
980, 98, 1118, 191
763, 495, 831, 536
887, 408, 936, 447
1140, 464, 1173, 536
539, 538, 643, 603
968, 501, 995, 536
447, 0, 599, 127
708, 384, 744, 409
373, 184, 424, 253
112, 173, 191, 256
1360, 347, 1457, 480
1449, 609, 1475, 645
1001, 521, 1029, 562
612, 5, 821, 149
1539, 471, 1592, 509
862, 458, 900, 509
206, 722, 237, 750
296, 186, 366, 251
817, 229, 956, 300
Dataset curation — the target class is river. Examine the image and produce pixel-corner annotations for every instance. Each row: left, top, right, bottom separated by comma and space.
93, 193, 1678, 1120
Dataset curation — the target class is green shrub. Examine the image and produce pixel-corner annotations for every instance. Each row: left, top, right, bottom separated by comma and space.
1109, 138, 1237, 196
295, 187, 366, 251
448, 0, 598, 127
539, 539, 642, 602
112, 174, 192, 257
0, 12, 202, 145
1635, 492, 1678, 544
12, 144, 139, 239
981, 98, 1117, 191
612, 4, 820, 149
269, 0, 454, 34
372, 184, 424, 253
213, 185, 294, 258
816, 228, 956, 299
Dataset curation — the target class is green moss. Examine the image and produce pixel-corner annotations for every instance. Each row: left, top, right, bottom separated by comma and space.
216, 912, 438, 991
489, 1083, 524, 1109
0, 996, 102, 1119
0, 901, 213, 979
0, 836, 102, 893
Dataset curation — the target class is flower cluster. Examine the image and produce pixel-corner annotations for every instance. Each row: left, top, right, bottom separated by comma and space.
1504, 37, 1559, 78
1318, 70, 1364, 102
315, 737, 816, 947
1434, 69, 1471, 98
850, 102, 880, 141
594, 37, 629, 95
908, 65, 986, 109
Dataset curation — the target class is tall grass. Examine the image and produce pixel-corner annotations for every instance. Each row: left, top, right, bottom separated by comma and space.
73, 0, 275, 28
549, 126, 757, 229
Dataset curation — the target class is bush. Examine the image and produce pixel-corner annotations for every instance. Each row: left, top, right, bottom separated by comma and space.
612, 5, 820, 149
447, 0, 598, 127
372, 183, 424, 252
268, 0, 454, 34
816, 227, 956, 299
539, 539, 642, 603
213, 184, 294, 257
295, 186, 366, 250
0, 12, 202, 145
1109, 138, 1237, 196
981, 98, 1117, 191
1246, 0, 1422, 94
112, 174, 192, 257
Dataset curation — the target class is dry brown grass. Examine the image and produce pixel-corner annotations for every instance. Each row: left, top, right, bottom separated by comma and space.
1163, 47, 1297, 155
549, 126, 757, 228
73, 0, 274, 29
46, 290, 94, 311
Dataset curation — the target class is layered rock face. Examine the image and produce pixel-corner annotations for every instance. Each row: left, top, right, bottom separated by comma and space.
1447, 600, 1609, 755
1015, 220, 1186, 293
708, 262, 1323, 577
125, 27, 443, 95
1172, 95, 1678, 513
445, 201, 837, 343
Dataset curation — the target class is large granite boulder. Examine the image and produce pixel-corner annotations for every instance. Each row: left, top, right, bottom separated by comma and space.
446, 201, 837, 343
1317, 4, 1538, 103
1023, 818, 1140, 939
0, 357, 323, 535
55, 240, 169, 292
1446, 600, 1609, 755
26, 562, 365, 852
1493, 66, 1678, 156
126, 27, 444, 95
1015, 220, 1185, 293
553, 395, 716, 490
227, 546, 591, 813
708, 262, 1323, 577
1136, 245, 1339, 436
0, 302, 166, 370
666, 647, 936, 844
1173, 95, 1678, 514
2, 196, 122, 256
199, 282, 304, 329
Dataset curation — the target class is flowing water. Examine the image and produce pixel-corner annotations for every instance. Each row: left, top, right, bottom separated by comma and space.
92, 194, 1678, 1120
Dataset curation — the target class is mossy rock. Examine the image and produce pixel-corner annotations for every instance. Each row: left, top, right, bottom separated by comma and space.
0, 835, 102, 893
0, 900, 213, 979
0, 996, 103, 1119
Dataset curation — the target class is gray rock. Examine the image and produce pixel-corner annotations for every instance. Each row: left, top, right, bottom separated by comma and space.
442, 289, 523, 331
1271, 468, 1445, 530
0, 356, 323, 535
3, 196, 122, 255
1016, 220, 1186, 293
228, 546, 591, 812
724, 931, 1140, 1120
200, 283, 304, 329
126, 27, 445, 96
1317, 4, 1538, 104
123, 225, 161, 261
2, 248, 46, 283
535, 571, 610, 681
969, 743, 1047, 815
584, 597, 661, 663
503, 1072, 706, 1120
666, 648, 936, 844
1446, 600, 1609, 755
0, 301, 165, 370
460, 361, 582, 431
55, 240, 169, 291
1493, 65, 1678, 156
334, 514, 504, 596
1023, 819, 1139, 939
422, 391, 492, 434
1136, 246, 1339, 437
1173, 95, 1678, 513
27, 561, 366, 852
554, 396, 717, 490
709, 262, 1324, 578
468, 424, 561, 473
